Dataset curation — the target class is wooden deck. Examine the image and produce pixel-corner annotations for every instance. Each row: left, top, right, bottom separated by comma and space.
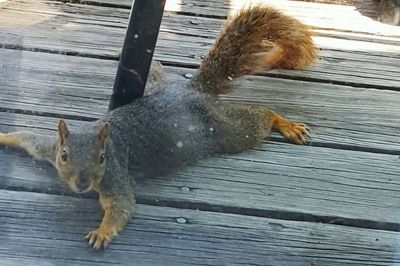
0, 0, 400, 265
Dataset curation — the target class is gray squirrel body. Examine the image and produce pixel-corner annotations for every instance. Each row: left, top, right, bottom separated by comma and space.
0, 5, 316, 249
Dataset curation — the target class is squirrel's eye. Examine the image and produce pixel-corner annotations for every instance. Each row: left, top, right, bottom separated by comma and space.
99, 152, 105, 165
61, 149, 68, 162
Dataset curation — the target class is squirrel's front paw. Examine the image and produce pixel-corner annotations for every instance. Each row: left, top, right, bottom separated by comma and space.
85, 225, 117, 249
278, 122, 310, 145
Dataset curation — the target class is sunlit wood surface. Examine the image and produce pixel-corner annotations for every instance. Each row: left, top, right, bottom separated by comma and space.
0, 0, 399, 264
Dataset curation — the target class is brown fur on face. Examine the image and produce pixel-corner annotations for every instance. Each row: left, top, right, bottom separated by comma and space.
55, 120, 109, 193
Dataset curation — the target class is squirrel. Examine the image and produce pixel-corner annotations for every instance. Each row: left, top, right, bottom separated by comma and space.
0, 5, 316, 249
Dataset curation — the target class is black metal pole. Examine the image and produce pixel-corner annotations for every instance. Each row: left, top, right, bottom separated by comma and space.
109, 0, 166, 111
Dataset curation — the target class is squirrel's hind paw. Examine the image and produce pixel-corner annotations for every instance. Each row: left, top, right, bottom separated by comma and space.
85, 226, 117, 250
278, 122, 310, 145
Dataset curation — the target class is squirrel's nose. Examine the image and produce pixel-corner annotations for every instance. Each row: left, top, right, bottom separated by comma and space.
75, 179, 91, 193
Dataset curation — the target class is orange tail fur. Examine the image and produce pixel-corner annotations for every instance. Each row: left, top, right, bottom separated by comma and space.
193, 5, 317, 94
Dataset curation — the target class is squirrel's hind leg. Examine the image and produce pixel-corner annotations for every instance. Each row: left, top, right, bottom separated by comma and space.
214, 105, 309, 154
265, 111, 310, 145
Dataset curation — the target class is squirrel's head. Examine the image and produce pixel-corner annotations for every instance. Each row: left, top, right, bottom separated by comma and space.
55, 119, 110, 194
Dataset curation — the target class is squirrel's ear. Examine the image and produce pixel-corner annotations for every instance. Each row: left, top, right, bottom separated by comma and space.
98, 122, 109, 149
58, 119, 69, 146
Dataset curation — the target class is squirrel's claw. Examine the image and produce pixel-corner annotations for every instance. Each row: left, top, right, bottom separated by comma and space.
292, 123, 310, 145
85, 227, 116, 250
278, 122, 310, 145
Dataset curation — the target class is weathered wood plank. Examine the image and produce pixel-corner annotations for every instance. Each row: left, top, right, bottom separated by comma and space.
1, 0, 400, 90
0, 0, 398, 264
1, 0, 395, 49
9, 0, 400, 44
7, 0, 400, 40
1, 49, 399, 152
46, 0, 400, 37
1, 118, 400, 226
1, 189, 399, 265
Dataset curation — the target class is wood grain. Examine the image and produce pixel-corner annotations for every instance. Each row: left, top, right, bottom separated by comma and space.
0, 49, 399, 152
0, 0, 399, 263
1, 117, 400, 227
45, 0, 400, 35
0, 0, 399, 91
1, 189, 399, 265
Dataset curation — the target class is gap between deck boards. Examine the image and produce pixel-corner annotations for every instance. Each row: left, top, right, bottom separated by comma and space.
2, 189, 399, 265
10, 0, 400, 43
1, 148, 400, 234
2, 43, 399, 94
1, 1, 400, 92
0, 96, 399, 156
0, 47, 399, 154
0, 107, 399, 233
1, 0, 400, 239
47, 0, 400, 37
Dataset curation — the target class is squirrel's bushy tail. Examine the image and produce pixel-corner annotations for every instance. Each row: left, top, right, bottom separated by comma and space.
193, 5, 317, 94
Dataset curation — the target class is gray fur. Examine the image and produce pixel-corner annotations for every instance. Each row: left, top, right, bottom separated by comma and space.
12, 132, 57, 163
0, 5, 315, 247
97, 82, 269, 195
